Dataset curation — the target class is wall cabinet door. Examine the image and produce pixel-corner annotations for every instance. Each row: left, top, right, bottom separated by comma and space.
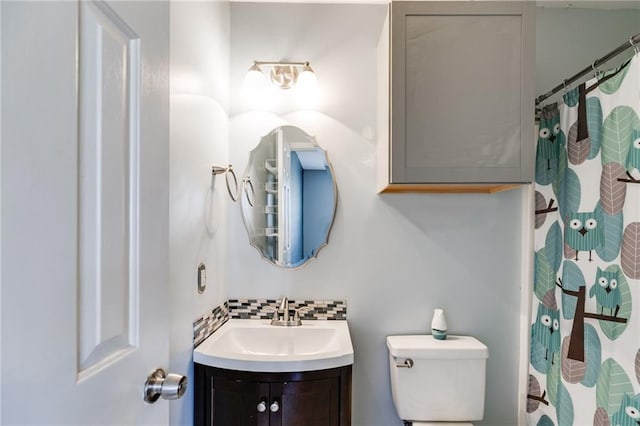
378, 1, 535, 192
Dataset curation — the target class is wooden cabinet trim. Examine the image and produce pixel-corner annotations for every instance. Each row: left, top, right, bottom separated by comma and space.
378, 183, 522, 194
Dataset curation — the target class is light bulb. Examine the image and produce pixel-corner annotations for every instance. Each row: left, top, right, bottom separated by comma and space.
297, 63, 318, 90
243, 63, 275, 109
295, 63, 319, 108
244, 63, 266, 92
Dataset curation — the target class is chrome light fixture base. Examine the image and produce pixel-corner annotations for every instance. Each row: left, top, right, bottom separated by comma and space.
270, 65, 298, 90
247, 60, 315, 90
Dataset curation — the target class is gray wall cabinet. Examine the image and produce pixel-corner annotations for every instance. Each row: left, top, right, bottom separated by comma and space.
377, 1, 535, 193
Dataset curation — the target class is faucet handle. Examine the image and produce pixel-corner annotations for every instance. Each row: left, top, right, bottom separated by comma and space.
293, 306, 311, 322
262, 306, 278, 321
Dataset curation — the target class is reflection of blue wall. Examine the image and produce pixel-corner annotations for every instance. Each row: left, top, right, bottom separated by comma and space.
288, 152, 303, 265
302, 169, 333, 257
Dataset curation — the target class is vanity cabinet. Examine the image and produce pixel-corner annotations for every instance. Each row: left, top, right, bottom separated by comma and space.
377, 1, 535, 193
194, 364, 352, 426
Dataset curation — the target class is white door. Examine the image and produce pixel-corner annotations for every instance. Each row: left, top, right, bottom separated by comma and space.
1, 1, 172, 424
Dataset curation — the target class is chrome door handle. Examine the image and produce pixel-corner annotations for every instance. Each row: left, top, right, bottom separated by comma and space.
144, 368, 187, 403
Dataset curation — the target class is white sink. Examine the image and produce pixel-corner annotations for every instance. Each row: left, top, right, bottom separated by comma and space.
193, 319, 354, 372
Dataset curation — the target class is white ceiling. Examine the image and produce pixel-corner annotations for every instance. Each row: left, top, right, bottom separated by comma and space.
229, 0, 387, 3
537, 0, 640, 9
230, 0, 640, 8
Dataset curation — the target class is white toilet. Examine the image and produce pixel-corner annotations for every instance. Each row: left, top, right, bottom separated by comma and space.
386, 334, 489, 426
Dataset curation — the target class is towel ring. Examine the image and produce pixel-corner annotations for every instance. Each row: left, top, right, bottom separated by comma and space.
212, 164, 239, 202
243, 176, 255, 207
225, 166, 239, 201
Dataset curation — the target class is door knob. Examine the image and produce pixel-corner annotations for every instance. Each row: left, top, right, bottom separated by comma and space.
144, 368, 187, 403
257, 401, 267, 412
270, 401, 280, 412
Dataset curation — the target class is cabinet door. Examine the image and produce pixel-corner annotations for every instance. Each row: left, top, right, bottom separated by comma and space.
390, 1, 534, 184
212, 377, 270, 426
277, 378, 340, 426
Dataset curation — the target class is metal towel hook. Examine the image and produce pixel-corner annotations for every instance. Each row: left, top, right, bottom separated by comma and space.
212, 164, 239, 202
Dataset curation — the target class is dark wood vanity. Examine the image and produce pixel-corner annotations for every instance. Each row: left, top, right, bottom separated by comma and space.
194, 363, 352, 426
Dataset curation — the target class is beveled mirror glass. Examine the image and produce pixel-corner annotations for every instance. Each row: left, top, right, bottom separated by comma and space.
240, 125, 337, 268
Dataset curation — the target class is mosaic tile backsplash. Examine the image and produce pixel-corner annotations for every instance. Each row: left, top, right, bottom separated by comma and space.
193, 299, 347, 348
227, 299, 347, 321
193, 301, 228, 348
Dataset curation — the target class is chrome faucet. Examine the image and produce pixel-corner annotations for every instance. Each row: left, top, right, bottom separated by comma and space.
270, 297, 302, 326
279, 297, 290, 322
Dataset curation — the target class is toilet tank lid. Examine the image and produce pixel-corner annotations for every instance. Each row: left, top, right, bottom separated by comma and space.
386, 335, 488, 359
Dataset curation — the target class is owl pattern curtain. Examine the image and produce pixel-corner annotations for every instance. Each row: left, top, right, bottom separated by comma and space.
529, 54, 640, 426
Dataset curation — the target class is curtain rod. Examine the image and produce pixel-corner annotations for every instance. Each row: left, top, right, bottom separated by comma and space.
536, 32, 640, 106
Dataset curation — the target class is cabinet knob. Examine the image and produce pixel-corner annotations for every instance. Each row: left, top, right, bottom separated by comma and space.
270, 401, 280, 413
257, 401, 267, 413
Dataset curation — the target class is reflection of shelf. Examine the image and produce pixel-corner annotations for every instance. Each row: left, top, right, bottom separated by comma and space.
265, 182, 278, 193
265, 205, 277, 214
265, 227, 278, 237
265, 159, 277, 175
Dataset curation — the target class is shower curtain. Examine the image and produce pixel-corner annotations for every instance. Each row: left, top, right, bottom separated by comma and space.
529, 53, 640, 426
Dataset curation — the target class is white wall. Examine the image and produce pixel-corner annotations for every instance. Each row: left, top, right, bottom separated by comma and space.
228, 4, 523, 425
169, 2, 229, 425
0, 2, 3, 420
536, 5, 640, 98
170, 3, 640, 425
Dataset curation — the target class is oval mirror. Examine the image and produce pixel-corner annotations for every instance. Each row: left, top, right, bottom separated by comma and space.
240, 125, 337, 268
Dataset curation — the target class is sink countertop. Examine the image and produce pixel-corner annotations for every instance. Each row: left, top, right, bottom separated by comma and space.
193, 319, 354, 372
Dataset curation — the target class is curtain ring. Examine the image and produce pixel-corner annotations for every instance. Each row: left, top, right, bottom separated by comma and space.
562, 79, 568, 94
243, 176, 255, 207
632, 36, 640, 55
592, 60, 600, 79
225, 165, 239, 202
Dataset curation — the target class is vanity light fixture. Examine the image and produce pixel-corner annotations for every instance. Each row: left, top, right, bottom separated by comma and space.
246, 61, 317, 90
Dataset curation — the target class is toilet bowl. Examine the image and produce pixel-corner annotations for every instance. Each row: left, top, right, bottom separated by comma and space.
386, 335, 489, 425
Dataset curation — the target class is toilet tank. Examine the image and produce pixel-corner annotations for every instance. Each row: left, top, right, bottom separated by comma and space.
386, 335, 489, 422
